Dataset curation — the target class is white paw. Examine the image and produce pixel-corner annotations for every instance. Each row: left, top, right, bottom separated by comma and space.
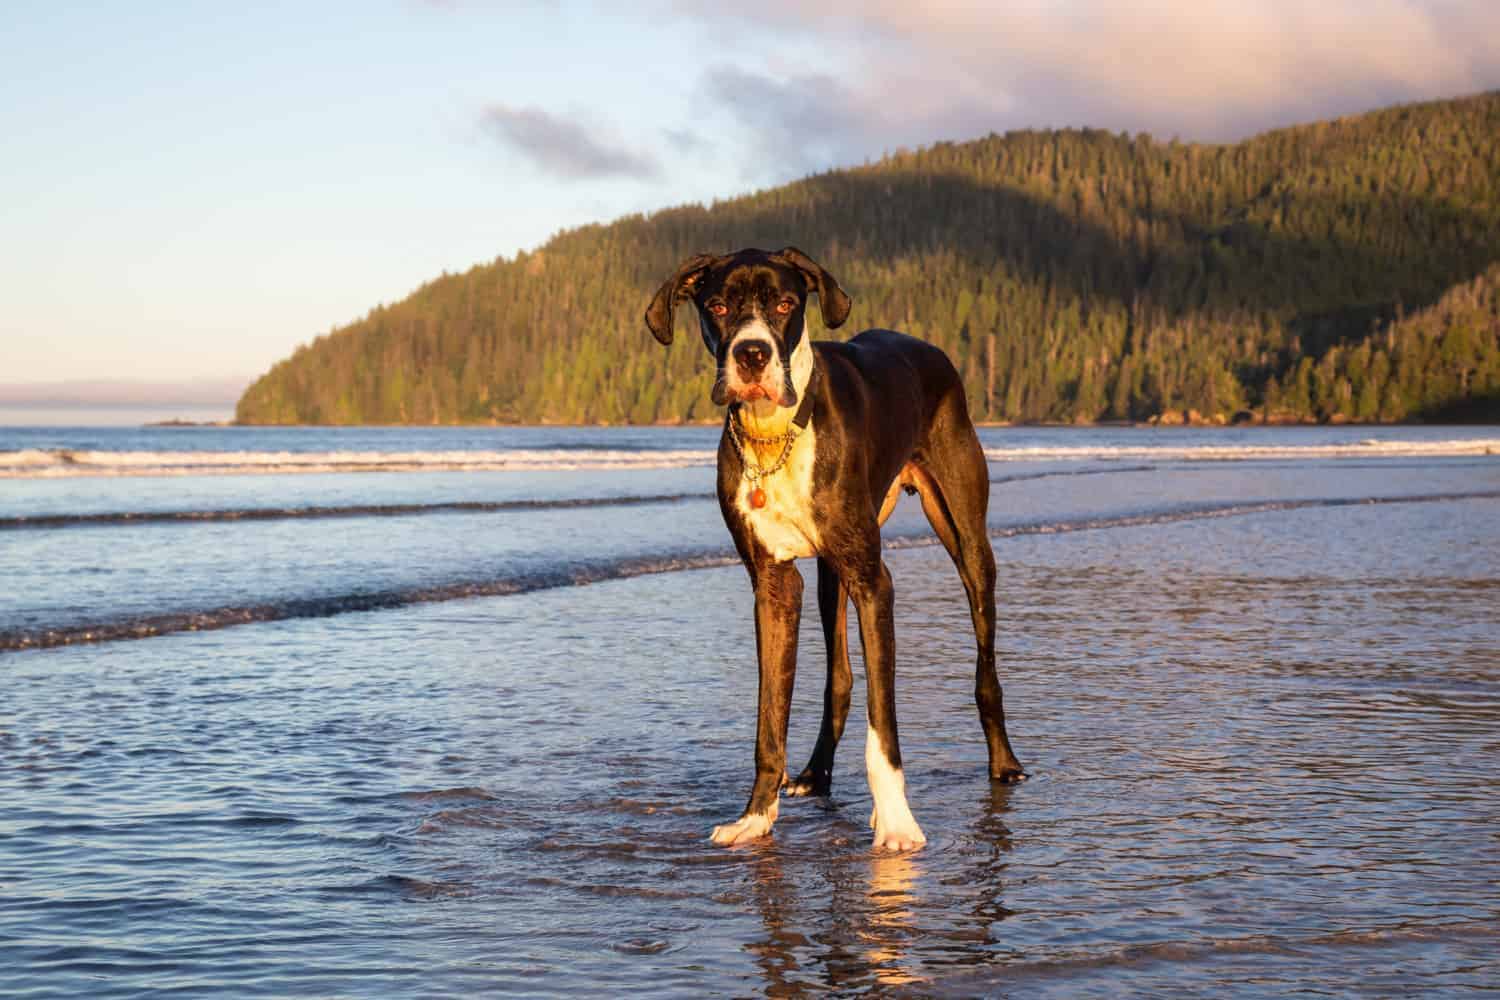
871, 807, 926, 852
865, 725, 926, 851
710, 804, 777, 846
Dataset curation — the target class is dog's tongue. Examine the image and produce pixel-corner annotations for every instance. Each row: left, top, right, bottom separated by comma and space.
740, 385, 769, 401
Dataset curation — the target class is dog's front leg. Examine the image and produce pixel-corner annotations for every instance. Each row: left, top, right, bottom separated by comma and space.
711, 560, 802, 846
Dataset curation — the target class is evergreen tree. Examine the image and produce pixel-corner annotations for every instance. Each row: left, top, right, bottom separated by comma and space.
237, 92, 1500, 426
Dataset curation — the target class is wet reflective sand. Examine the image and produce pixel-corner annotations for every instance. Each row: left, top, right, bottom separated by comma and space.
2, 435, 1498, 996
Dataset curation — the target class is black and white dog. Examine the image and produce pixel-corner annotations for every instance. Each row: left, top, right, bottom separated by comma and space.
645, 247, 1025, 851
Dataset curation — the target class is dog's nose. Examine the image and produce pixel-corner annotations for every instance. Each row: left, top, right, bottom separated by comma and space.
733, 340, 772, 373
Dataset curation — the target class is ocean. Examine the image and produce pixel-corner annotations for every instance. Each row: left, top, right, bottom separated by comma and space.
2, 423, 1498, 996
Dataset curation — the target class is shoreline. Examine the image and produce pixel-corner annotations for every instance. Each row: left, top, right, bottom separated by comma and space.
184, 417, 1496, 430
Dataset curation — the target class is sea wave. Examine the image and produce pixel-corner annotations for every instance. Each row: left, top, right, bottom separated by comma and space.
1, 437, 1496, 478
0, 447, 720, 478
0, 493, 711, 530
0, 440, 1494, 479
5, 490, 1495, 652
981, 438, 1500, 462
0, 466, 1153, 530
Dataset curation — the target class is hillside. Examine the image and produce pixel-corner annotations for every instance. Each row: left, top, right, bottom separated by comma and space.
237, 92, 1500, 425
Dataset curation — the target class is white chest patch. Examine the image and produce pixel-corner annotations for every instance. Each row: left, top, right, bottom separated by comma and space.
734, 420, 820, 563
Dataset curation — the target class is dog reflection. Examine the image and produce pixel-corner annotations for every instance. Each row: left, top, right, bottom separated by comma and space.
861, 850, 921, 987
741, 788, 1019, 992
743, 843, 926, 994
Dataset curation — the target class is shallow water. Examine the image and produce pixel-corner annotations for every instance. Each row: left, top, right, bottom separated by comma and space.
2, 425, 1498, 995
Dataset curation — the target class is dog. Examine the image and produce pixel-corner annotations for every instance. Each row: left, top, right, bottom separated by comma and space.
645, 247, 1025, 851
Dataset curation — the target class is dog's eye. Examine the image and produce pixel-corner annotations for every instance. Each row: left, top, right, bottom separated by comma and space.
709, 302, 728, 317
775, 299, 794, 315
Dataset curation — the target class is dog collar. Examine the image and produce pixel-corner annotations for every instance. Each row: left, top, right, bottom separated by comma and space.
790, 359, 819, 431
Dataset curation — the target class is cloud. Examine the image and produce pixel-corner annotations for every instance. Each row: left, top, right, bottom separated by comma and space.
701, 67, 867, 175
676, 0, 1500, 148
661, 127, 715, 158
481, 104, 662, 181
700, 64, 999, 181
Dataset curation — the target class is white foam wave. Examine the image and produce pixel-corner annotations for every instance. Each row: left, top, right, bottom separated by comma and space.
1, 437, 1495, 478
0, 448, 719, 478
982, 439, 1500, 462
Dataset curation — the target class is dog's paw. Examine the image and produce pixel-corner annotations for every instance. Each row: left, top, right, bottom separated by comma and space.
870, 805, 927, 852
710, 808, 776, 846
990, 766, 1028, 785
783, 769, 830, 798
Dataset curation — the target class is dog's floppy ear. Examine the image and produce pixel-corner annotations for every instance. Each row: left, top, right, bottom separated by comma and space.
644, 254, 716, 345
777, 246, 851, 329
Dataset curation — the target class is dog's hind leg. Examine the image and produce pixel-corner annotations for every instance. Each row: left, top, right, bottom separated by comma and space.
912, 416, 1026, 783
786, 557, 852, 798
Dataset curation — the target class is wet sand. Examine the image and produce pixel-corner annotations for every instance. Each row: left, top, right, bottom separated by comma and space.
4, 488, 1497, 995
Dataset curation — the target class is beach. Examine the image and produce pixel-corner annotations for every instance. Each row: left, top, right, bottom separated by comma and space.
2, 424, 1498, 996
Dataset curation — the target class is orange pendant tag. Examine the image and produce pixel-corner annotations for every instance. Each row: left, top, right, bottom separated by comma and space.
750, 487, 767, 509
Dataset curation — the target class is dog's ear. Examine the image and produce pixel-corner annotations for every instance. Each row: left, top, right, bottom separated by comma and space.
644, 254, 716, 345
777, 247, 851, 329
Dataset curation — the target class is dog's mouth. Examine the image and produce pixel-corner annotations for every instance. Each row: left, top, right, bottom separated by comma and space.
714, 377, 796, 408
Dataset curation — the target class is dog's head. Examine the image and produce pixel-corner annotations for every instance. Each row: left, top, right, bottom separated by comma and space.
644, 247, 851, 407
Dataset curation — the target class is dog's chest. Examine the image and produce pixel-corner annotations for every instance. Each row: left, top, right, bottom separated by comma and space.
734, 424, 820, 563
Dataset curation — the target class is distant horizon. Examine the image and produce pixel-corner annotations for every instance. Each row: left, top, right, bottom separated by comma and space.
0, 377, 243, 427
0, 405, 236, 428
0, 376, 249, 408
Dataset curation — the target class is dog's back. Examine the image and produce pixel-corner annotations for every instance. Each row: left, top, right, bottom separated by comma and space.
813, 328, 978, 492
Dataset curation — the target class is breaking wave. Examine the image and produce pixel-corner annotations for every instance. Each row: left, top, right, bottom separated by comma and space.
0, 447, 719, 478
2, 436, 1496, 478
982, 438, 1500, 462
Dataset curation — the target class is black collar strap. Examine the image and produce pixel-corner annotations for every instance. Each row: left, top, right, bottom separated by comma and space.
790, 358, 819, 430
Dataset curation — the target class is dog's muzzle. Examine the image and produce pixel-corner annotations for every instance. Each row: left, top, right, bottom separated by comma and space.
732, 339, 773, 400
721, 333, 794, 406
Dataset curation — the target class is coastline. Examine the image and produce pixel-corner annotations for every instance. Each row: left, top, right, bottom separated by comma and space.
208, 417, 1493, 429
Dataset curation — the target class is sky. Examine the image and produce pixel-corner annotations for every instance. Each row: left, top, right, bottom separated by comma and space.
2, 0, 1497, 405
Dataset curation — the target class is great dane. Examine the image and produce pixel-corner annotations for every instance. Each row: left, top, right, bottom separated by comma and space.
645, 247, 1025, 851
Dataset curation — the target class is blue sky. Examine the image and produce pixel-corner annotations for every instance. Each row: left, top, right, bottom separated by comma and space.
3, 1, 1496, 400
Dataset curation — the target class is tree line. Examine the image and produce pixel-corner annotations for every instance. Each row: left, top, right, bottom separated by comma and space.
237, 92, 1500, 425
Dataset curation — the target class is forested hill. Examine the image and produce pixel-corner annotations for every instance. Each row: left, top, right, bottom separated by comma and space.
237, 92, 1500, 426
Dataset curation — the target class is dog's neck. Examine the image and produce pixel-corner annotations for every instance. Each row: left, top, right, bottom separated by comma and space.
737, 334, 815, 438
